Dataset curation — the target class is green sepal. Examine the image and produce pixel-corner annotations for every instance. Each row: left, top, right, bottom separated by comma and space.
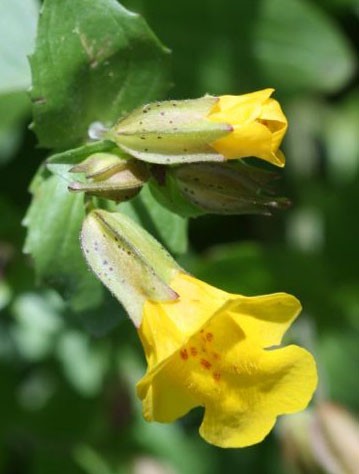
107, 97, 231, 164
69, 153, 149, 201
69, 152, 129, 180
68, 179, 143, 202
149, 162, 290, 217
172, 162, 291, 215
149, 175, 203, 219
81, 210, 180, 326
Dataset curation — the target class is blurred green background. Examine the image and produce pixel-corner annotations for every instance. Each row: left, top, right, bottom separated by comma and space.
0, 0, 358, 473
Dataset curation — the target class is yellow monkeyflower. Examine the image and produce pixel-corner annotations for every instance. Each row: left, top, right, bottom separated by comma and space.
137, 272, 317, 448
207, 89, 288, 167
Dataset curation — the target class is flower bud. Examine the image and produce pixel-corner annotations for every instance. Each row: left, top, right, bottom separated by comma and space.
279, 402, 359, 474
68, 152, 149, 201
106, 89, 287, 167
151, 162, 290, 217
81, 210, 180, 326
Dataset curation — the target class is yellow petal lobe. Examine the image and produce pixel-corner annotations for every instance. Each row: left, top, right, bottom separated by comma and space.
207, 89, 288, 167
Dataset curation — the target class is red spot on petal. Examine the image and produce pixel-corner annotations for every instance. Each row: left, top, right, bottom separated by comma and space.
213, 372, 221, 381
180, 349, 188, 360
190, 347, 198, 357
206, 332, 213, 342
200, 359, 212, 370
213, 352, 220, 360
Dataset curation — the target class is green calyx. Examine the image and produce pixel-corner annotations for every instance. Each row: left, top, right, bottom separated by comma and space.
106, 96, 232, 165
150, 162, 291, 217
81, 210, 180, 326
172, 162, 291, 215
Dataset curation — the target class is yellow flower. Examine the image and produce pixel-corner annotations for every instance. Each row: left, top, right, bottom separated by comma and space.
207, 89, 288, 167
137, 272, 317, 448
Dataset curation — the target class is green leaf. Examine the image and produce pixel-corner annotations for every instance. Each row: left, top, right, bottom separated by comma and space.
120, 184, 188, 254
11, 291, 63, 361
253, 0, 357, 93
0, 0, 38, 162
30, 0, 171, 150
0, 92, 30, 164
319, 331, 359, 409
74, 292, 126, 337
0, 0, 38, 93
23, 169, 103, 312
56, 330, 109, 396
46, 140, 116, 165
322, 92, 359, 183
74, 445, 115, 474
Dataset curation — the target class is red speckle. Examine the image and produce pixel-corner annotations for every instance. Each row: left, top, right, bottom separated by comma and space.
180, 349, 188, 360
206, 332, 214, 342
213, 352, 220, 360
200, 359, 212, 370
190, 347, 198, 357
213, 372, 221, 381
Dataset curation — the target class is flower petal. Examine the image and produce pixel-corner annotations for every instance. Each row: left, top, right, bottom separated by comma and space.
260, 97, 287, 124
199, 345, 317, 448
209, 89, 274, 124
210, 121, 273, 161
137, 302, 245, 423
228, 293, 302, 348
207, 89, 287, 166
139, 303, 184, 367
256, 345, 318, 415
200, 403, 277, 448
142, 273, 228, 350
137, 365, 198, 422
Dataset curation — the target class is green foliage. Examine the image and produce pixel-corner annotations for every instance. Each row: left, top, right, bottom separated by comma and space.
124, 0, 356, 97
30, 0, 171, 150
0, 0, 38, 163
120, 184, 188, 254
0, 0, 38, 92
252, 0, 356, 93
23, 168, 104, 311
47, 140, 116, 165
0, 91, 29, 163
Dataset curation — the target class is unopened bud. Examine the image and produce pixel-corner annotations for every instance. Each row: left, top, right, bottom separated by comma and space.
106, 89, 287, 167
68, 152, 149, 201
81, 210, 180, 326
151, 162, 290, 217
279, 402, 359, 474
